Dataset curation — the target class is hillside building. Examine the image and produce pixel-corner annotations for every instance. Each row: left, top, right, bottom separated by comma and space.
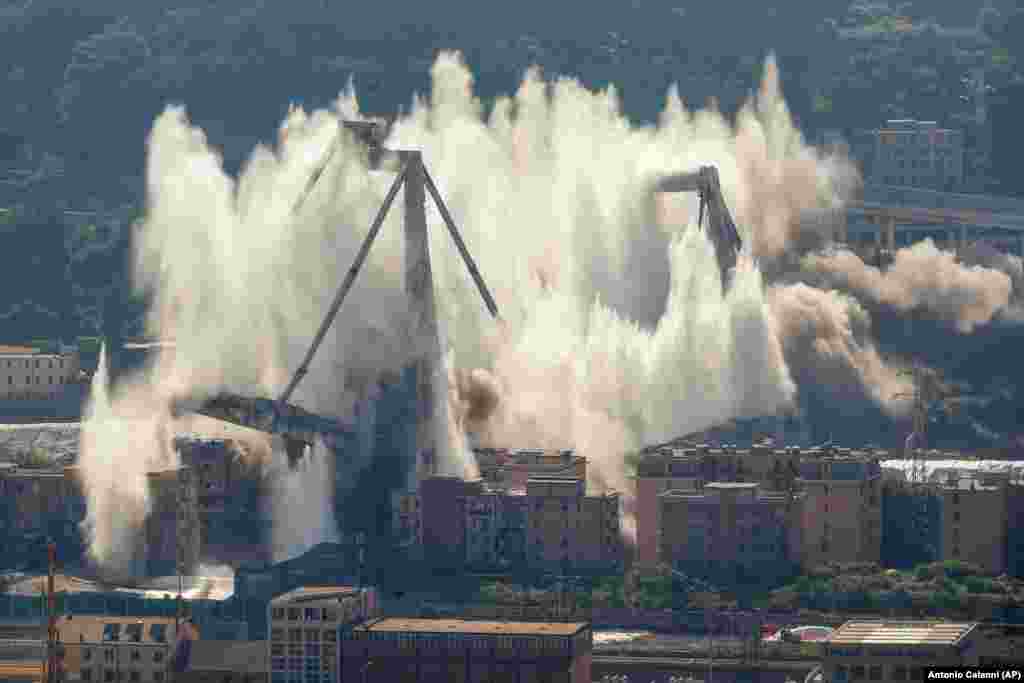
0, 344, 81, 400
868, 119, 965, 190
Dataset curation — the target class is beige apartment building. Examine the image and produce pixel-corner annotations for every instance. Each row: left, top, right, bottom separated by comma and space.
412, 471, 622, 575
658, 482, 804, 581
56, 616, 178, 683
798, 456, 883, 568
0, 344, 80, 399
632, 443, 804, 570
938, 476, 1009, 574
524, 477, 621, 574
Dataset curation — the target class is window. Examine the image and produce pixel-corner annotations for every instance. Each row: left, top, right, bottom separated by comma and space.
303, 608, 319, 622
84, 649, 92, 661
304, 629, 319, 642
104, 671, 115, 683
852, 666, 866, 680
321, 608, 335, 621
82, 670, 93, 681
322, 630, 336, 642
129, 672, 140, 682
104, 650, 115, 663
271, 644, 285, 657
130, 649, 140, 661
271, 629, 284, 642
953, 493, 960, 505
126, 623, 143, 643
953, 511, 960, 522
153, 650, 164, 663
287, 608, 301, 621
151, 622, 169, 643
289, 628, 302, 641
154, 673, 164, 682
869, 666, 883, 681
893, 666, 907, 680
272, 608, 285, 620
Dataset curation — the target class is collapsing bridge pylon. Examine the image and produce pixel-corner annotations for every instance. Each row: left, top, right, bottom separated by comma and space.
172, 120, 501, 472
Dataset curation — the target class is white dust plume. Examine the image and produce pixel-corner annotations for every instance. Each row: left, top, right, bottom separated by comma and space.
78, 345, 178, 573
84, 51, 853, 559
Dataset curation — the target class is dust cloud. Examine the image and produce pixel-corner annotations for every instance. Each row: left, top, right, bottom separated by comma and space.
802, 240, 1013, 333
77, 50, 1012, 567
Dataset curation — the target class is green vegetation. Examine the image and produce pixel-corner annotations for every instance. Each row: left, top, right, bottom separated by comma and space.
769, 561, 1024, 616
812, 94, 833, 114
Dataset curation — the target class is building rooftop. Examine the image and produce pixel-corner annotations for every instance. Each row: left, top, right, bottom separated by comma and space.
0, 345, 38, 354
704, 482, 759, 491
55, 616, 176, 644
271, 585, 363, 605
828, 621, 977, 647
359, 618, 588, 637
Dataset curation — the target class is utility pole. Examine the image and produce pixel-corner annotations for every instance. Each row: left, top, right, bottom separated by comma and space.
45, 541, 59, 683
894, 362, 931, 484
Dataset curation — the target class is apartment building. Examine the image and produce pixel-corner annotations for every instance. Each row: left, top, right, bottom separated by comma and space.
869, 119, 965, 190
56, 616, 178, 683
799, 455, 883, 568
1009, 482, 1024, 579
823, 621, 979, 683
658, 482, 804, 584
938, 476, 1008, 574
143, 468, 201, 577
524, 477, 621, 575
267, 586, 378, 683
0, 465, 86, 537
632, 443, 802, 569
414, 472, 622, 575
173, 436, 269, 554
339, 618, 592, 683
0, 345, 81, 400
474, 449, 587, 492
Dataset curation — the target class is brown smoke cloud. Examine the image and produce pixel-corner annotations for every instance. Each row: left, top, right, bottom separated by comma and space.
767, 283, 913, 414
802, 240, 1013, 333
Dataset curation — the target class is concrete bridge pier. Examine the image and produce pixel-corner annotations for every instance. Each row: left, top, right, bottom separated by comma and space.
885, 217, 896, 252
833, 207, 848, 244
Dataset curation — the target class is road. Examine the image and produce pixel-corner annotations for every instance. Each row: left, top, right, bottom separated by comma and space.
594, 656, 820, 672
